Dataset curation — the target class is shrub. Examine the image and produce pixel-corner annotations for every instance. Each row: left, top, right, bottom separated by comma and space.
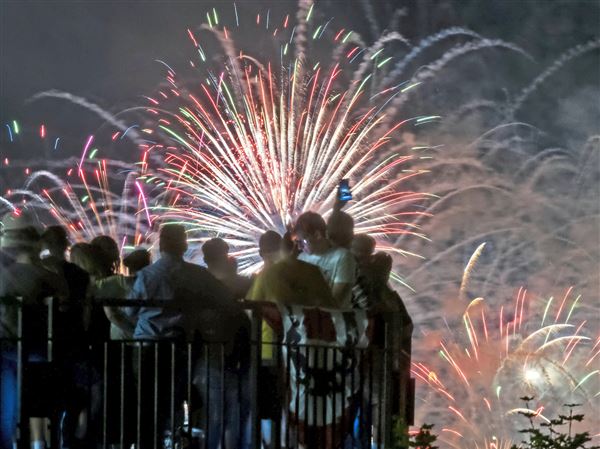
510, 396, 599, 449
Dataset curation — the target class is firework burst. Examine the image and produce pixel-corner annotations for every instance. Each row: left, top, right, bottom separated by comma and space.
135, 4, 447, 273
0, 122, 150, 251
413, 282, 600, 447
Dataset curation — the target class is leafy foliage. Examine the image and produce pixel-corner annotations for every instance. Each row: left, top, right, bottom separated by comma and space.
510, 397, 599, 449
391, 417, 438, 449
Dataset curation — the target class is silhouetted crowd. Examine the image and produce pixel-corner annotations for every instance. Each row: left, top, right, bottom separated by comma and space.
0, 206, 411, 449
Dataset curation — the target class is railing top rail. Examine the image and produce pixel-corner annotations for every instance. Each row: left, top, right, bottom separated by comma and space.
0, 296, 411, 326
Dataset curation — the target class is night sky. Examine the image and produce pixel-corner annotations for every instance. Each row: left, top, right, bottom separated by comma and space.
1, 1, 598, 162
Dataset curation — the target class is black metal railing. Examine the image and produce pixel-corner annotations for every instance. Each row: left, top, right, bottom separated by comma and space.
0, 297, 413, 449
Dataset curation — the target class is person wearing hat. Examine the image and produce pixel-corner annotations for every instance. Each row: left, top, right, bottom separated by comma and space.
0, 210, 67, 449
122, 248, 151, 275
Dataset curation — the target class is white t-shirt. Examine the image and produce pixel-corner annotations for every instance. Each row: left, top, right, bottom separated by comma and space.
298, 247, 356, 308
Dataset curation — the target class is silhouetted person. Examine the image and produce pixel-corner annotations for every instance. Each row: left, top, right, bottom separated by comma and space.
202, 237, 251, 299
327, 210, 354, 249
90, 235, 121, 274
40, 226, 92, 448
248, 230, 334, 362
350, 233, 377, 309
248, 232, 334, 307
88, 237, 140, 341
202, 237, 230, 279
258, 230, 282, 271
128, 224, 245, 447
40, 225, 89, 346
365, 252, 413, 334
122, 248, 151, 275
351, 233, 376, 268
294, 211, 356, 308
363, 251, 413, 437
0, 211, 67, 449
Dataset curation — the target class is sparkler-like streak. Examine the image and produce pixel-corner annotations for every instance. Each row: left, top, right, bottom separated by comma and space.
138, 4, 435, 272
414, 280, 599, 447
0, 142, 149, 250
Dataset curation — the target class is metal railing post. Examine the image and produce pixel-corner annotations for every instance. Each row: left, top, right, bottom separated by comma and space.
249, 308, 262, 449
382, 317, 394, 448
16, 298, 28, 449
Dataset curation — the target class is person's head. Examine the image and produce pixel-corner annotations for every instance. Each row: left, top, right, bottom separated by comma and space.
123, 248, 151, 275
258, 230, 282, 268
369, 251, 393, 287
327, 211, 354, 248
41, 225, 70, 258
0, 210, 41, 261
70, 242, 104, 277
281, 231, 300, 259
91, 235, 120, 276
352, 233, 376, 266
293, 211, 327, 254
202, 237, 229, 269
159, 224, 188, 258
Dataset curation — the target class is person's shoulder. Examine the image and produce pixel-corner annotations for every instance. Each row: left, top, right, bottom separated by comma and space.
286, 257, 316, 270
65, 260, 89, 276
282, 258, 322, 277
181, 260, 209, 275
137, 257, 165, 276
235, 273, 253, 288
34, 263, 68, 292
297, 252, 312, 262
327, 246, 354, 262
106, 273, 127, 286
40, 255, 60, 272
28, 262, 61, 281
331, 246, 352, 256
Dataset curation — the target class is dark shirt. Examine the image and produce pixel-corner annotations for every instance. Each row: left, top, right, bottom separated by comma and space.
128, 254, 239, 340
41, 256, 90, 350
0, 261, 66, 347
41, 256, 89, 304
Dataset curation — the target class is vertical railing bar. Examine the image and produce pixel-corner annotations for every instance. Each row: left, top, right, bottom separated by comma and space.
120, 341, 125, 449
249, 309, 262, 449
136, 342, 142, 449
46, 298, 53, 362
102, 341, 108, 449
205, 343, 210, 448
340, 346, 346, 446
16, 299, 27, 448
170, 341, 176, 448
377, 347, 385, 449
237, 347, 243, 448
368, 348, 374, 446
312, 346, 318, 447
351, 347, 356, 445
358, 348, 366, 446
220, 343, 226, 449
285, 341, 291, 449
153, 343, 159, 449
321, 346, 328, 447
274, 343, 281, 449
305, 346, 311, 449
47, 299, 56, 448
187, 341, 192, 430
332, 347, 337, 449
87, 318, 94, 449
382, 319, 395, 446
294, 343, 301, 449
